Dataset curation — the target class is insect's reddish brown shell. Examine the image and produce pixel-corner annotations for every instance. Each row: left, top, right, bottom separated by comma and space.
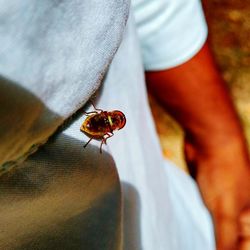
81, 112, 110, 138
109, 110, 126, 130
81, 110, 126, 139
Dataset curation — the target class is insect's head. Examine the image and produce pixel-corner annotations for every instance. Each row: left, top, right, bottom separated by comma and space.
110, 110, 126, 130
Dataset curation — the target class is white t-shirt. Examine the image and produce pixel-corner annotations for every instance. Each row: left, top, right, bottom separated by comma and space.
132, 0, 208, 70
65, 1, 215, 249
0, 0, 212, 249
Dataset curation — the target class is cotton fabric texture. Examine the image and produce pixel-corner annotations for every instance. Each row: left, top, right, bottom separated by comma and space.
0, 0, 129, 172
0, 0, 215, 249
132, 0, 208, 70
84, 11, 215, 250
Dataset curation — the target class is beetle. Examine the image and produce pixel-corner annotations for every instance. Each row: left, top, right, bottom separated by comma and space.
80, 103, 126, 153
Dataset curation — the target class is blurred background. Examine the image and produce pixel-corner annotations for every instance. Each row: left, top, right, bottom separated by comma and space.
150, 0, 250, 171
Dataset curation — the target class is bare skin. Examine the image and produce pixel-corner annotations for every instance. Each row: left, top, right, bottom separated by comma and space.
146, 41, 250, 250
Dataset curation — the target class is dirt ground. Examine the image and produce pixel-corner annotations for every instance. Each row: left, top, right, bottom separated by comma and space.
150, 0, 250, 171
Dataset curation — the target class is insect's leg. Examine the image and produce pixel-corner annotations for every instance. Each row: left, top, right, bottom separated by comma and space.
83, 110, 98, 116
103, 132, 114, 144
90, 101, 103, 112
100, 138, 105, 154
99, 132, 114, 153
83, 137, 93, 148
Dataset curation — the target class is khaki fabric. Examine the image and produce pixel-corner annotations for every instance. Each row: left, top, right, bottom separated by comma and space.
0, 135, 122, 250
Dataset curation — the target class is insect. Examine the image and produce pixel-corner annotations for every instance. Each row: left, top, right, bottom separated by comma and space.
80, 103, 126, 153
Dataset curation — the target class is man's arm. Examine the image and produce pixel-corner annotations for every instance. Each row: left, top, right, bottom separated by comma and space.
146, 41, 250, 250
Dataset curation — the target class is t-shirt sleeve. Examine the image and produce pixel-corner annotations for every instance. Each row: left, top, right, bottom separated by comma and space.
132, 0, 208, 70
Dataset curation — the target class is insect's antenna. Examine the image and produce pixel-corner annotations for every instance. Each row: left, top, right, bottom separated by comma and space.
83, 137, 93, 148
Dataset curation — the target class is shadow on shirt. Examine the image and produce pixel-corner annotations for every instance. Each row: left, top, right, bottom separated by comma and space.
0, 133, 122, 250
122, 182, 142, 250
0, 75, 122, 249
